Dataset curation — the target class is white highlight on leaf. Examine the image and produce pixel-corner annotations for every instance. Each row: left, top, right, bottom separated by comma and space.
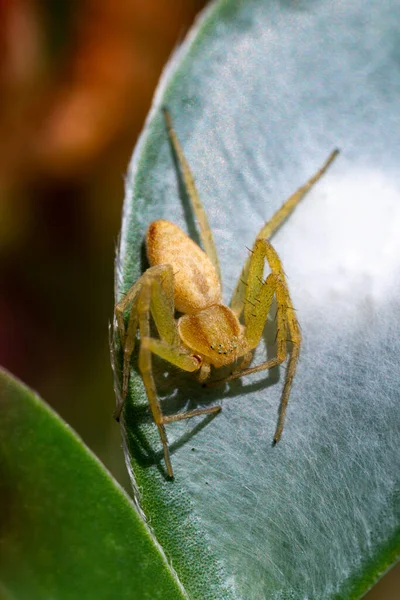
280, 168, 400, 307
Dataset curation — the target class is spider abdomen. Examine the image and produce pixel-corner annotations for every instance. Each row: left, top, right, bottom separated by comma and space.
147, 219, 222, 314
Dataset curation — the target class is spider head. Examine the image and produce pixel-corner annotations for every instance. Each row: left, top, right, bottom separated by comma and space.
178, 304, 246, 368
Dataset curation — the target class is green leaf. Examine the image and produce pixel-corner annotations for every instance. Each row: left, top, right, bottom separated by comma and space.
0, 368, 187, 600
115, 0, 400, 598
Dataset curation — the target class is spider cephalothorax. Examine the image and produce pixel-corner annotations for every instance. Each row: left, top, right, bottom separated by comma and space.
115, 108, 338, 478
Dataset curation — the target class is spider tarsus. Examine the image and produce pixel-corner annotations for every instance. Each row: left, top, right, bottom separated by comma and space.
272, 431, 282, 446
113, 401, 125, 422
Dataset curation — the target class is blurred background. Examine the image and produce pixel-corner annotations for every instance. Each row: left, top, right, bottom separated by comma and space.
0, 1, 397, 597
0, 0, 206, 487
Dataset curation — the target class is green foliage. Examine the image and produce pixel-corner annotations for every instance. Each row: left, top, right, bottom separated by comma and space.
0, 368, 186, 600
115, 0, 400, 598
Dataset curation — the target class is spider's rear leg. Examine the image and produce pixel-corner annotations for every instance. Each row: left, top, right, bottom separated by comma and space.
163, 107, 222, 283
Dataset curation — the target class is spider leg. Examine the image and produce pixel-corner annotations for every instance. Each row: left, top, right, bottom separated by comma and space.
116, 264, 219, 477
141, 337, 220, 432
114, 264, 177, 416
163, 107, 222, 283
230, 149, 339, 316
115, 282, 141, 416
231, 351, 253, 374
218, 239, 301, 443
138, 283, 220, 477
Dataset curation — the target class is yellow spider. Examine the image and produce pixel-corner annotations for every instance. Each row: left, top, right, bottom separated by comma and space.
115, 108, 338, 478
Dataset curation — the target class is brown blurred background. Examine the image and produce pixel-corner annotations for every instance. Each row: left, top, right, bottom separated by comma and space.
0, 1, 397, 596
0, 0, 206, 484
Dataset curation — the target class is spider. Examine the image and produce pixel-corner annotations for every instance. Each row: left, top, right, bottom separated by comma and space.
115, 108, 338, 478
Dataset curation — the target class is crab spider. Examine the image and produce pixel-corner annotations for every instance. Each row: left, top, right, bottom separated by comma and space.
115, 108, 339, 478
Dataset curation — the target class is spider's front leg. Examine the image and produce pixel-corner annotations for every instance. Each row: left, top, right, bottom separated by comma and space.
115, 264, 219, 478
228, 239, 301, 443
115, 264, 178, 407
230, 148, 339, 317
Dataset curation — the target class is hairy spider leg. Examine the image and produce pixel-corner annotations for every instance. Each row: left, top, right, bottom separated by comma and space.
163, 107, 222, 284
230, 148, 339, 316
115, 278, 141, 415
213, 239, 301, 444
116, 264, 220, 477
115, 264, 178, 410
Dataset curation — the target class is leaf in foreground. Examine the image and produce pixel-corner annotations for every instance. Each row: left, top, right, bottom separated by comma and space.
0, 368, 186, 600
